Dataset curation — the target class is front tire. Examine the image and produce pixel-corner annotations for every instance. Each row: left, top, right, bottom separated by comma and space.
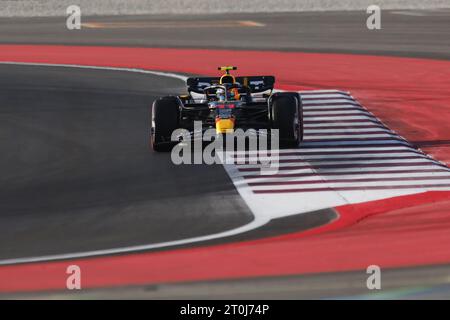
151, 97, 180, 152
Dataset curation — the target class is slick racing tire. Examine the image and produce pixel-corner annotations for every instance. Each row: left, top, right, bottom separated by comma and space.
271, 95, 302, 148
151, 96, 180, 152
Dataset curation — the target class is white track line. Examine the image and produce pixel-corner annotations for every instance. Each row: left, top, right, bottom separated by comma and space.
0, 61, 190, 82
304, 123, 384, 128
304, 128, 392, 133
240, 153, 428, 161
244, 172, 450, 183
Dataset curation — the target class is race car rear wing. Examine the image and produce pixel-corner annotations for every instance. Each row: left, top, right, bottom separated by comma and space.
187, 76, 275, 94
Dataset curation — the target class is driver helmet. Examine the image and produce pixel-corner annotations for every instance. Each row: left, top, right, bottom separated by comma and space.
216, 88, 225, 101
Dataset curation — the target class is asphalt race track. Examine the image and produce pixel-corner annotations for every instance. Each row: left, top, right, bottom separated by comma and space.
0, 64, 258, 260
0, 10, 450, 298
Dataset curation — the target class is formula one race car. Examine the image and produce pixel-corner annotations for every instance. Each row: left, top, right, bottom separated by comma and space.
150, 66, 303, 151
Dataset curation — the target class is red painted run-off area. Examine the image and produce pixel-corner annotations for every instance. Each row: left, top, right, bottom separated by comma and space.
0, 45, 450, 292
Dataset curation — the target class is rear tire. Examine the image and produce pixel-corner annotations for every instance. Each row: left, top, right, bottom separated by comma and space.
151, 97, 180, 152
271, 95, 302, 148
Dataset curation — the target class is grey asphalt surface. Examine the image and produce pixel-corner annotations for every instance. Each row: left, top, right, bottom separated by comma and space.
0, 64, 256, 260
1, 10, 450, 59
0, 10, 449, 298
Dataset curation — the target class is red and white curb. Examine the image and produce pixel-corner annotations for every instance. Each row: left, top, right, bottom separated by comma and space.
223, 90, 450, 217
